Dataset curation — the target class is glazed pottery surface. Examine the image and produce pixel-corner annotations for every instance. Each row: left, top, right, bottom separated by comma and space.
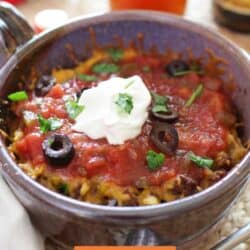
0, 3, 249, 246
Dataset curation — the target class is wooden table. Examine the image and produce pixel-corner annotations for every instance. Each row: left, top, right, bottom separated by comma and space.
18, 0, 250, 52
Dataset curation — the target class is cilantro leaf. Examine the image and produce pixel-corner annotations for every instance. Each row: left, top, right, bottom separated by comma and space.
173, 69, 204, 77
8, 91, 28, 102
189, 152, 214, 169
65, 100, 84, 119
115, 93, 133, 114
37, 114, 63, 133
107, 48, 124, 62
173, 70, 192, 77
38, 114, 50, 133
146, 150, 165, 171
93, 63, 120, 74
151, 92, 169, 113
77, 73, 98, 82
185, 84, 203, 107
173, 64, 204, 77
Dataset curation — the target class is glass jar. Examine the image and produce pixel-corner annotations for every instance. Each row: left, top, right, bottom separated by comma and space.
110, 0, 187, 15
213, 0, 250, 32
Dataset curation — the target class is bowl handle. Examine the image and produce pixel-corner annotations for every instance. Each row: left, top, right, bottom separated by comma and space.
125, 228, 163, 246
0, 2, 34, 68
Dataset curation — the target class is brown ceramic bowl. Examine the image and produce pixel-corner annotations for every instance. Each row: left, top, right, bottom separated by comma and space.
0, 2, 249, 247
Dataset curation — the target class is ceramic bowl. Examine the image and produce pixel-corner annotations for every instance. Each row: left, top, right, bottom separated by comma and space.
0, 2, 249, 247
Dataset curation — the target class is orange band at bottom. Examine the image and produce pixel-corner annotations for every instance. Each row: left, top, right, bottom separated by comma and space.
75, 247, 176, 250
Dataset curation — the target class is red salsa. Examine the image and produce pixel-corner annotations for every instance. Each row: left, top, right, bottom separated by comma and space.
7, 47, 246, 206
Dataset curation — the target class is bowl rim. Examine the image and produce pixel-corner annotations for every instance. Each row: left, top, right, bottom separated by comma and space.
1, 10, 249, 222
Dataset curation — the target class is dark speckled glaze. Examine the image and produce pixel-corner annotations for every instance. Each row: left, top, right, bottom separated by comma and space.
0, 2, 249, 247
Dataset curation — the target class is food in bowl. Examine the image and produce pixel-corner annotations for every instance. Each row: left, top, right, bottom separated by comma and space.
5, 44, 247, 206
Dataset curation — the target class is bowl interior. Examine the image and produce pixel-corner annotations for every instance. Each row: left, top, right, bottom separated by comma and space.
0, 12, 249, 213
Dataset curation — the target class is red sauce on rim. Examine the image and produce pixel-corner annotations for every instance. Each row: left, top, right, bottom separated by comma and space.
15, 55, 231, 186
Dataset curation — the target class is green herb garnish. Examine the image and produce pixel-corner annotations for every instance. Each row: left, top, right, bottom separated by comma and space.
57, 183, 69, 195
151, 92, 169, 113
185, 84, 203, 108
77, 74, 98, 82
142, 66, 151, 72
173, 70, 192, 77
107, 48, 124, 62
173, 70, 204, 77
93, 63, 120, 74
189, 152, 214, 169
146, 150, 165, 171
38, 114, 63, 133
115, 93, 134, 114
8, 91, 28, 102
65, 100, 84, 119
173, 64, 204, 77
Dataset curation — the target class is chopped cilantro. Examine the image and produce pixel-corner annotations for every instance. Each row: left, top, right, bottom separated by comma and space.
151, 92, 169, 113
8, 91, 28, 102
77, 73, 98, 82
65, 100, 84, 119
173, 70, 192, 77
173, 69, 204, 77
146, 150, 165, 171
189, 152, 214, 169
115, 93, 134, 114
173, 64, 204, 77
37, 114, 63, 133
107, 48, 124, 62
185, 84, 203, 107
93, 63, 120, 74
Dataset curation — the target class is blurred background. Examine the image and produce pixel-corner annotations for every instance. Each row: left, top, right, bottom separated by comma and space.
3, 0, 250, 52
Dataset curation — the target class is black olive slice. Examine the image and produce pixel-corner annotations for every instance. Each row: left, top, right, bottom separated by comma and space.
150, 122, 179, 155
151, 109, 178, 122
42, 133, 75, 167
35, 75, 56, 97
166, 60, 190, 77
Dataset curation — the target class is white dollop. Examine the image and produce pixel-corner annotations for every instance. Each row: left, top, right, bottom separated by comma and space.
73, 75, 151, 144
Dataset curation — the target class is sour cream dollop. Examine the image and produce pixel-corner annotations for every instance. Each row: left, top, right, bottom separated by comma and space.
73, 75, 151, 144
